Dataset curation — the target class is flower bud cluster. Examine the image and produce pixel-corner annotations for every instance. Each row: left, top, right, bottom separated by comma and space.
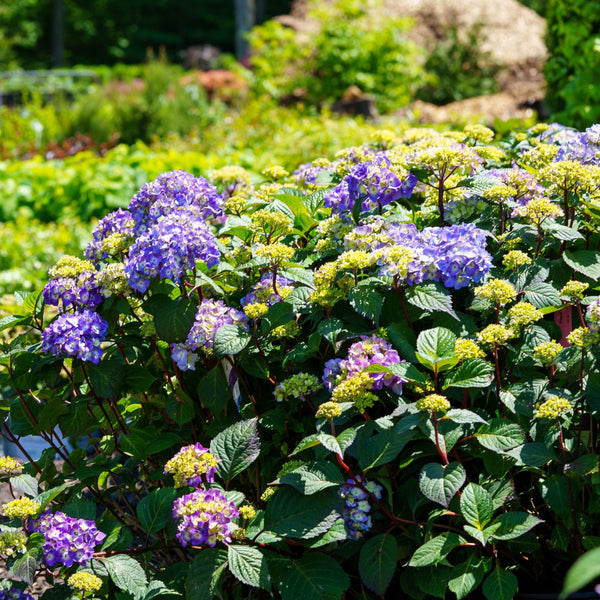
533, 341, 563, 366
454, 338, 485, 360
586, 299, 600, 332
477, 324, 515, 347
507, 302, 543, 329
274, 373, 322, 402
535, 397, 572, 420
164, 443, 220, 488
567, 327, 600, 349
2, 498, 40, 520
241, 273, 294, 308
474, 279, 517, 306
560, 280, 589, 299
0, 457, 20, 472
0, 530, 27, 555
416, 394, 451, 413
67, 572, 103, 593
502, 250, 532, 270
339, 478, 382, 539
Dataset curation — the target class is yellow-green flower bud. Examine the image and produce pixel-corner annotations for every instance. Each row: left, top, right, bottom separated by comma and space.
48, 255, 95, 279
0, 530, 27, 556
263, 165, 289, 180
535, 397, 572, 419
2, 498, 40, 519
244, 302, 269, 320
474, 279, 517, 306
261, 487, 276, 502
0, 456, 20, 472
68, 571, 103, 593
454, 338, 485, 360
533, 341, 563, 366
477, 324, 515, 347
416, 394, 451, 413
502, 250, 532, 270
567, 327, 600, 349
508, 302, 543, 329
560, 280, 589, 300
239, 505, 256, 519
315, 401, 343, 419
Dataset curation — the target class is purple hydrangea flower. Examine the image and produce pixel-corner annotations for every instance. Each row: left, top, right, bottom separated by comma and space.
173, 488, 239, 547
293, 162, 332, 186
325, 156, 417, 214
42, 272, 102, 311
164, 442, 219, 487
240, 273, 294, 308
124, 207, 220, 293
32, 511, 106, 567
171, 299, 248, 370
128, 170, 224, 234
41, 310, 108, 364
323, 335, 404, 394
339, 478, 382, 539
84, 208, 136, 262
554, 124, 600, 165
0, 585, 35, 600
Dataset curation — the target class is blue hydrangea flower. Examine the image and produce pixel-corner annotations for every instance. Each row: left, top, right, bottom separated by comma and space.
339, 478, 382, 539
171, 299, 248, 370
84, 208, 136, 262
124, 207, 220, 293
41, 310, 108, 364
32, 511, 106, 568
128, 170, 224, 234
240, 273, 294, 308
0, 584, 35, 600
42, 272, 102, 311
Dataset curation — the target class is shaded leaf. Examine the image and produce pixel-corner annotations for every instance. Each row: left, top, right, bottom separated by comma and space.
359, 534, 398, 596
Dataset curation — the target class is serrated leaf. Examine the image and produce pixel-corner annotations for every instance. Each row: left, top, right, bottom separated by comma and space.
85, 358, 125, 399
9, 550, 39, 585
489, 512, 543, 540
475, 420, 525, 452
443, 358, 494, 389
318, 318, 344, 346
408, 532, 465, 567
449, 556, 490, 600
359, 425, 417, 471
523, 282, 561, 308
103, 554, 148, 600
210, 418, 260, 483
137, 488, 178, 534
562, 546, 600, 599
348, 286, 383, 323
143, 294, 197, 343
10, 474, 38, 497
415, 327, 457, 372
278, 461, 344, 495
197, 365, 231, 414
264, 487, 342, 539
406, 282, 458, 319
290, 434, 321, 456
482, 567, 518, 600
460, 483, 494, 529
444, 409, 488, 425
274, 552, 350, 600
419, 462, 466, 508
304, 518, 348, 548
337, 428, 357, 455
186, 548, 228, 600
317, 432, 342, 455
505, 443, 555, 467
563, 250, 600, 279
359, 534, 398, 596
228, 545, 271, 590
213, 324, 251, 356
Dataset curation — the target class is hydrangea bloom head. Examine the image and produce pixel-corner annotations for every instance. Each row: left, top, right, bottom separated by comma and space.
41, 310, 108, 364
339, 478, 382, 539
240, 273, 294, 308
32, 511, 106, 567
0, 584, 35, 600
84, 208, 136, 262
164, 443, 220, 487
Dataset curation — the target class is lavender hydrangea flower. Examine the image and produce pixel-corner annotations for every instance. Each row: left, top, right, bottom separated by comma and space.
0, 584, 35, 600
164, 443, 220, 487
128, 170, 224, 234
293, 161, 331, 187
124, 207, 220, 293
323, 335, 404, 394
84, 208, 136, 262
41, 310, 108, 364
325, 156, 417, 214
42, 272, 102, 311
240, 273, 294, 308
171, 299, 248, 370
173, 488, 239, 547
554, 124, 600, 165
32, 511, 106, 567
339, 478, 382, 540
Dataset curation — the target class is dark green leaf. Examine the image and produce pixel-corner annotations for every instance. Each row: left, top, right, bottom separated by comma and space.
406, 282, 458, 319
359, 425, 417, 470
63, 499, 96, 520
475, 420, 525, 452
563, 250, 600, 279
505, 443, 555, 467
460, 483, 494, 529
137, 488, 178, 534
277, 461, 344, 495
348, 286, 383, 323
562, 546, 600, 599
449, 557, 490, 600
489, 512, 543, 540
443, 359, 494, 389
359, 534, 398, 596
143, 294, 197, 343
210, 418, 260, 482
85, 358, 125, 399
186, 548, 228, 600
482, 567, 518, 600
213, 324, 251, 356
408, 532, 465, 567
9, 551, 39, 585
445, 409, 488, 425
415, 327, 458, 372
197, 365, 231, 414
523, 282, 561, 308
103, 554, 148, 600
419, 462, 466, 508
228, 545, 271, 590
540, 475, 572, 522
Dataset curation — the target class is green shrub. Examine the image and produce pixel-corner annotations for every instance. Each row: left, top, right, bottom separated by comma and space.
545, 0, 600, 128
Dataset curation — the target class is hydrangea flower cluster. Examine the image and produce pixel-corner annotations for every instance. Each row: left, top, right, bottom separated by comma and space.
128, 170, 224, 234
42, 271, 102, 311
0, 530, 27, 556
41, 310, 108, 364
555, 124, 600, 165
533, 341, 563, 366
173, 488, 239, 547
586, 299, 600, 332
171, 299, 248, 370
125, 207, 220, 293
274, 373, 322, 402
324, 155, 417, 213
535, 397, 572, 420
416, 394, 451, 413
293, 160, 332, 187
339, 478, 382, 539
84, 208, 136, 262
67, 572, 103, 594
323, 335, 404, 395
0, 584, 35, 600
2, 498, 40, 520
32, 511, 106, 567
164, 443, 220, 488
240, 273, 294, 308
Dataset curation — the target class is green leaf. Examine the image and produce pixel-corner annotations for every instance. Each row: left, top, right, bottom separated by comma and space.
124, 365, 157, 394
545, 222, 584, 241
63, 499, 96, 520
277, 461, 344, 495
359, 424, 417, 470
564, 454, 599, 477
505, 443, 555, 467
561, 546, 600, 599
264, 487, 342, 539
443, 359, 494, 389
482, 567, 518, 600
213, 324, 251, 356
274, 552, 350, 600
419, 462, 466, 508
475, 420, 525, 452
10, 474, 38, 497
103, 554, 148, 600
460, 483, 494, 529
348, 286, 383, 323
489, 512, 543, 541
290, 434, 321, 456
415, 327, 458, 372
318, 318, 344, 346
406, 282, 458, 319
316, 432, 342, 455
210, 418, 260, 483
449, 557, 490, 600
359, 534, 398, 596
228, 545, 271, 590
408, 532, 465, 567
186, 548, 228, 600
523, 282, 561, 308
137, 488, 178, 534
305, 518, 348, 548
85, 358, 126, 399
563, 250, 600, 279
197, 365, 231, 414
540, 475, 572, 522
9, 550, 39, 585
143, 294, 197, 343
444, 409, 488, 425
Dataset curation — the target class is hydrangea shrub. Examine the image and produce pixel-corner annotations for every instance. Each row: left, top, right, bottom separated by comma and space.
2, 123, 600, 598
